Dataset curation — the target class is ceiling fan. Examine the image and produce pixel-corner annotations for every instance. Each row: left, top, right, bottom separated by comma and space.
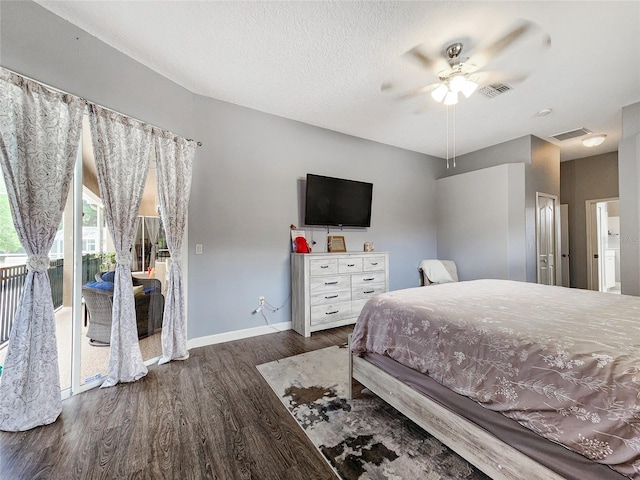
382, 20, 551, 108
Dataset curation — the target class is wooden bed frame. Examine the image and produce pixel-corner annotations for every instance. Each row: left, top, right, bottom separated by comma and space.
347, 335, 566, 480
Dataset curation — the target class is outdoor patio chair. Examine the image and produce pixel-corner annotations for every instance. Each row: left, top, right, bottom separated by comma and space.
83, 276, 164, 345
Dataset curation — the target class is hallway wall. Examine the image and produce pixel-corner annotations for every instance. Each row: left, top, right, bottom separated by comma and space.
560, 152, 619, 289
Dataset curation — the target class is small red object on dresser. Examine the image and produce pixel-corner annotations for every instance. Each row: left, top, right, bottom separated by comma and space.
294, 236, 311, 253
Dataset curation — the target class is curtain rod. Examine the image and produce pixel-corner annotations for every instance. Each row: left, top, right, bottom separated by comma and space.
1, 65, 203, 147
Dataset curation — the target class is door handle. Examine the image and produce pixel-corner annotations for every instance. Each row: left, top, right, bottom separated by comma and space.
594, 254, 599, 259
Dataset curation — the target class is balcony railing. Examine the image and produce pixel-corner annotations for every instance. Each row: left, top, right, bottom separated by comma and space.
0, 254, 106, 346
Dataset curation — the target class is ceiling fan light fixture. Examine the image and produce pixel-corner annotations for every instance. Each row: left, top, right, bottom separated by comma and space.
449, 74, 467, 93
443, 90, 459, 106
582, 134, 607, 147
431, 84, 449, 103
461, 79, 478, 98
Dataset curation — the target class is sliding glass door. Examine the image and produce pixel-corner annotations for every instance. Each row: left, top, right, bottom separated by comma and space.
0, 113, 165, 398
71, 114, 164, 394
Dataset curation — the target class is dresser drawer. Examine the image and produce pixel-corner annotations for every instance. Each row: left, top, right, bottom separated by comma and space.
352, 272, 386, 287
338, 257, 363, 273
309, 258, 338, 276
309, 275, 351, 296
310, 301, 352, 326
310, 288, 351, 306
363, 256, 386, 272
352, 282, 386, 301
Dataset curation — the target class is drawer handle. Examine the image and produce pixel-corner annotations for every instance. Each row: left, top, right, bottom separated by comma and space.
363, 277, 375, 281
325, 294, 339, 299
320, 265, 329, 269
325, 281, 339, 285
325, 310, 339, 315
347, 263, 355, 267
364, 290, 374, 294
370, 262, 378, 266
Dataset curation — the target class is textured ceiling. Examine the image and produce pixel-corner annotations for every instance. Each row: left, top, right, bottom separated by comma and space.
35, 1, 640, 161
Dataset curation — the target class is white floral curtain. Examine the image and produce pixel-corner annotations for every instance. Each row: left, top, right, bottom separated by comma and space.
145, 216, 160, 268
155, 133, 195, 364
88, 104, 152, 387
0, 68, 83, 431
131, 216, 141, 271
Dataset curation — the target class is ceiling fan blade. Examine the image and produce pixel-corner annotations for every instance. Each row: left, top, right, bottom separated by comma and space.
380, 81, 394, 92
397, 83, 439, 101
474, 21, 533, 65
405, 45, 438, 70
412, 103, 431, 115
403, 45, 451, 76
474, 70, 529, 86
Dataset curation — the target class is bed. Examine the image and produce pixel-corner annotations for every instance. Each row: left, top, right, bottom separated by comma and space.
349, 279, 640, 480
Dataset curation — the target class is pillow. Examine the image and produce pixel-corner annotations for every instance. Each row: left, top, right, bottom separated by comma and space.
133, 285, 145, 297
101, 271, 116, 283
85, 281, 114, 292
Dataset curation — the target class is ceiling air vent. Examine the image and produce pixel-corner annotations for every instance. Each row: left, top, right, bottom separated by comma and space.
479, 83, 513, 98
550, 127, 592, 141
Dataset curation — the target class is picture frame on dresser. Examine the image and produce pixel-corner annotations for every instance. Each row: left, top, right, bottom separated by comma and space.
327, 235, 346, 252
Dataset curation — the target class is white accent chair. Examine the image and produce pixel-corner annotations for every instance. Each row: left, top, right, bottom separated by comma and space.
419, 259, 459, 286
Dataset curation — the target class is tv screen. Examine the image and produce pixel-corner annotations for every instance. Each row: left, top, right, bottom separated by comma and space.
304, 174, 373, 227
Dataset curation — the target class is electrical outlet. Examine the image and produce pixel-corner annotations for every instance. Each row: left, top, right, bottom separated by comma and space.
259, 296, 265, 306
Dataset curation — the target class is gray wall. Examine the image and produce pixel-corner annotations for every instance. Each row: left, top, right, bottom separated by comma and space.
619, 103, 640, 296
1, 1, 442, 340
438, 136, 531, 178
189, 95, 442, 337
525, 136, 561, 283
0, 1, 194, 139
560, 152, 619, 289
438, 135, 559, 283
437, 163, 526, 281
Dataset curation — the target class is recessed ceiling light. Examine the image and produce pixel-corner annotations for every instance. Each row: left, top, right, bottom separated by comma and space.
536, 108, 552, 116
582, 134, 607, 147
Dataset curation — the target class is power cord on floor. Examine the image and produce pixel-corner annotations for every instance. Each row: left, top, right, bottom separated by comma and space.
251, 292, 292, 333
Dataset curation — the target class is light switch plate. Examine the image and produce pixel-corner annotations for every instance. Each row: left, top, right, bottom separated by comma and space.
195, 244, 203, 254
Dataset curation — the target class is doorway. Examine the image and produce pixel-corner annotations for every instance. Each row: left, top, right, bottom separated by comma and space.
536, 192, 560, 285
586, 198, 621, 293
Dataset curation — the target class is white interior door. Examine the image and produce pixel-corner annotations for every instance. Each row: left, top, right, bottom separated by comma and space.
536, 193, 557, 285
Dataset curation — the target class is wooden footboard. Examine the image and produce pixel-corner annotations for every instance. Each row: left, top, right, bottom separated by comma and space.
347, 338, 565, 480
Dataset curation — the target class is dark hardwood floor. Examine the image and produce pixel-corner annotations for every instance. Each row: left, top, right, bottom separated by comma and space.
0, 326, 352, 480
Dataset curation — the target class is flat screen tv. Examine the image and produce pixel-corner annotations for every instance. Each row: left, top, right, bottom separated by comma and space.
304, 174, 373, 227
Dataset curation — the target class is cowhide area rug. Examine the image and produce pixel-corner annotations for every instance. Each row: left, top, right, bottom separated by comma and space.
257, 345, 490, 480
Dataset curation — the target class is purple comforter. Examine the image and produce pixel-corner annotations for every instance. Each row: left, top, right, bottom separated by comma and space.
350, 280, 640, 479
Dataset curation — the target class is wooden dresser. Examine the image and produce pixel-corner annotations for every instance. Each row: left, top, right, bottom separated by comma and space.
291, 252, 389, 337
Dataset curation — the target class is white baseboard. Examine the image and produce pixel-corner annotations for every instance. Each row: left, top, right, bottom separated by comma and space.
187, 321, 292, 350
